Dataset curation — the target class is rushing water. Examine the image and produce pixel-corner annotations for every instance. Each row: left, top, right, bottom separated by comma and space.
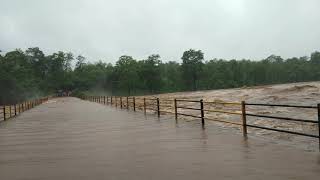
0, 97, 319, 180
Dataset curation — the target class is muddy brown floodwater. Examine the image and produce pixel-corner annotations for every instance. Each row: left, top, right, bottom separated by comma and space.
138, 81, 320, 151
0, 97, 319, 180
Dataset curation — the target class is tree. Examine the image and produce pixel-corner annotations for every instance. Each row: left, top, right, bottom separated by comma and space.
159, 61, 182, 92
311, 51, 320, 63
1, 47, 320, 104
115, 55, 139, 95
181, 49, 204, 90
46, 51, 74, 91
75, 55, 86, 69
138, 54, 162, 93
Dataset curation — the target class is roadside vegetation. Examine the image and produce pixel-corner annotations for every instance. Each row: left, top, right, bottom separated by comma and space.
1, 47, 320, 104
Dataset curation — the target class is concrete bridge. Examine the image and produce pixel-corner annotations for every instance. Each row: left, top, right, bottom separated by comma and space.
0, 97, 319, 180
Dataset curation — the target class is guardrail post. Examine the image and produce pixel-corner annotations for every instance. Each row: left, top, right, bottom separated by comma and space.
174, 99, 177, 120
111, 96, 113, 105
127, 97, 129, 110
157, 98, 160, 117
104, 96, 106, 104
9, 105, 12, 118
317, 103, 320, 150
133, 97, 136, 112
143, 98, 146, 114
200, 99, 205, 127
3, 106, 5, 121
120, 97, 123, 109
22, 103, 24, 112
14, 104, 17, 116
241, 101, 247, 137
107, 96, 109, 105
115, 97, 118, 108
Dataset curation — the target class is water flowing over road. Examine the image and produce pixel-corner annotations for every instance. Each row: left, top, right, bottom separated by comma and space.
0, 97, 319, 180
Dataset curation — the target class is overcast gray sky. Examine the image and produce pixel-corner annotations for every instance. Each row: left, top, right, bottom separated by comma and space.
0, 0, 319, 63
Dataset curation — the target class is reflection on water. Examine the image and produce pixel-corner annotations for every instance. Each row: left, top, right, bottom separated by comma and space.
0, 97, 319, 180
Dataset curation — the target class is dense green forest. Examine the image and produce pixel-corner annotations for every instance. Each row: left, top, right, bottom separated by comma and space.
1, 47, 320, 104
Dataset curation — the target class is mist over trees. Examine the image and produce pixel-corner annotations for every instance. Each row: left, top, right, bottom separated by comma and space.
1, 47, 320, 104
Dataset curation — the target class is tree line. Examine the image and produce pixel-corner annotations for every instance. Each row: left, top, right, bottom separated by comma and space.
1, 47, 320, 104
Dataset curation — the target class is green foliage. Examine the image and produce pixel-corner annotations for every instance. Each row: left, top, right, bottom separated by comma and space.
181, 49, 204, 90
138, 54, 162, 93
1, 47, 320, 104
114, 55, 139, 95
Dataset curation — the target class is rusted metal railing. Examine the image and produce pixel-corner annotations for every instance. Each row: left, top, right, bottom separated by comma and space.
82, 95, 320, 149
1, 97, 49, 122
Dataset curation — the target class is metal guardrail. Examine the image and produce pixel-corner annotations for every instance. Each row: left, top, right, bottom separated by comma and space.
245, 103, 316, 109
0, 97, 49, 122
82, 95, 320, 149
243, 102, 320, 143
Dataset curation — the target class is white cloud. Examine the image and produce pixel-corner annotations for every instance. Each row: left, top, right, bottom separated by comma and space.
0, 0, 319, 63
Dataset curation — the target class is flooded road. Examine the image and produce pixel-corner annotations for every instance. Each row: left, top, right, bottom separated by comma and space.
0, 97, 319, 180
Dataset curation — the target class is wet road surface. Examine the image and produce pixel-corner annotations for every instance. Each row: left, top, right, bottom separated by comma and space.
0, 97, 319, 180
